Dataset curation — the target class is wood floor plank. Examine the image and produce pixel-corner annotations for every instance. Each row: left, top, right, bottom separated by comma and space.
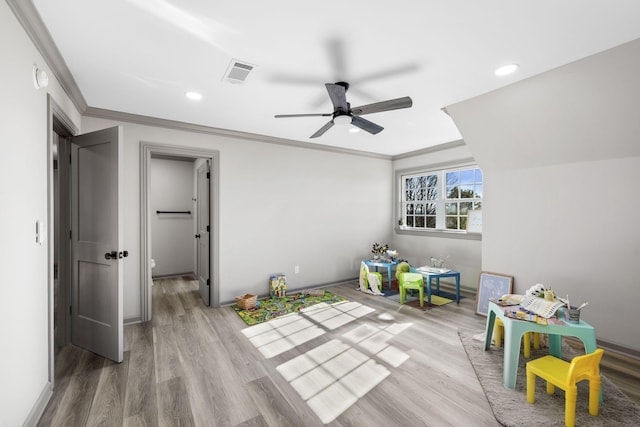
176, 278, 200, 311
123, 322, 158, 426
174, 309, 260, 426
36, 345, 85, 427
85, 353, 130, 427
153, 323, 183, 383
171, 312, 229, 427
157, 376, 195, 427
162, 278, 187, 318
233, 414, 270, 427
244, 376, 307, 427
152, 281, 174, 327
49, 350, 105, 427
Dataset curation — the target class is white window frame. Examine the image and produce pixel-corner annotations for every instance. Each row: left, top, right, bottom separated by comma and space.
395, 162, 482, 239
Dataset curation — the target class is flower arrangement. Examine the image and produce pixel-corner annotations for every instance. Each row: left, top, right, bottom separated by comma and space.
371, 242, 389, 259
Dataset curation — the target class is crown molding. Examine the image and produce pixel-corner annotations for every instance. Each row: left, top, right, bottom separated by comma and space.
7, 0, 87, 113
391, 139, 467, 160
84, 107, 392, 159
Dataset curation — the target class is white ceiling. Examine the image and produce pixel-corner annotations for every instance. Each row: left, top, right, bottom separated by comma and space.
30, 0, 640, 156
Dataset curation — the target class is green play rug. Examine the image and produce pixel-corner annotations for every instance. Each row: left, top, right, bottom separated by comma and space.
232, 291, 346, 326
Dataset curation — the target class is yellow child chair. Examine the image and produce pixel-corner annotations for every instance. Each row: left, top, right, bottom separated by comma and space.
526, 348, 604, 427
398, 272, 425, 307
493, 318, 541, 358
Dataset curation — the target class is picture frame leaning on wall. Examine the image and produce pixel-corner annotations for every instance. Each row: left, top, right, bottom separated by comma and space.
476, 271, 513, 316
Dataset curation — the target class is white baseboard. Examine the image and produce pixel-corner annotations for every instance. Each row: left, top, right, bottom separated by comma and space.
23, 382, 52, 427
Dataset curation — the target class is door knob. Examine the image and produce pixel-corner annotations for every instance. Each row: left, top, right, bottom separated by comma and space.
195, 234, 201, 239
105, 251, 118, 260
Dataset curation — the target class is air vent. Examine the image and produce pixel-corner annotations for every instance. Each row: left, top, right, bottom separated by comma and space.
223, 60, 255, 84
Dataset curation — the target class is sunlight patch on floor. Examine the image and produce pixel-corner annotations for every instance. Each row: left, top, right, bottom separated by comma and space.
241, 313, 325, 359
242, 301, 412, 424
277, 339, 390, 424
241, 300, 375, 359
242, 300, 413, 423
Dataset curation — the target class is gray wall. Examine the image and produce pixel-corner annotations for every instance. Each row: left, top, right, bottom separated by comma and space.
447, 39, 640, 352
150, 157, 196, 277
0, 2, 82, 425
81, 116, 394, 313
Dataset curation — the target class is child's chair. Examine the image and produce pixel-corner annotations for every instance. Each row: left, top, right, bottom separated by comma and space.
493, 318, 541, 358
398, 272, 425, 307
360, 262, 383, 293
526, 348, 604, 427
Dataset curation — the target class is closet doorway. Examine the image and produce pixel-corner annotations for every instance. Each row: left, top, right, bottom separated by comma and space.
140, 143, 220, 322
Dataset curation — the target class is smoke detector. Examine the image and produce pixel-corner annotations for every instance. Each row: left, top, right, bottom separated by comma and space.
223, 59, 255, 84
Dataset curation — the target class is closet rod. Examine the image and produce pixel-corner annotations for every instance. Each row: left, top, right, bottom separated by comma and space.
156, 210, 191, 214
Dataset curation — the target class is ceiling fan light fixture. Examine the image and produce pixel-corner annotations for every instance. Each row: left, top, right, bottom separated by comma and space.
333, 115, 352, 127
495, 63, 519, 76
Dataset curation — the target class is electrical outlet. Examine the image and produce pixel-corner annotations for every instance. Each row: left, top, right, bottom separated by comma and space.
294, 265, 300, 274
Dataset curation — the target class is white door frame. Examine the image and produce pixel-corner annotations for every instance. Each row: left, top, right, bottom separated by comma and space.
140, 142, 220, 320
196, 161, 211, 306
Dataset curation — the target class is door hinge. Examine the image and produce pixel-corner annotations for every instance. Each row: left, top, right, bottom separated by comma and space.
69, 230, 72, 240
206, 225, 210, 232
69, 305, 72, 316
206, 172, 210, 179
207, 278, 210, 286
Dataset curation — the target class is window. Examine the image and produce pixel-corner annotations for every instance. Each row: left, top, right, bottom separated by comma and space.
399, 166, 482, 232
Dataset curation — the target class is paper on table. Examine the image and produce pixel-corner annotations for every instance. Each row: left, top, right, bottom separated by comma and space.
519, 296, 565, 318
416, 266, 451, 274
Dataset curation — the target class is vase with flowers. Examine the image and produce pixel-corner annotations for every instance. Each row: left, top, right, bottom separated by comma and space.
371, 242, 389, 260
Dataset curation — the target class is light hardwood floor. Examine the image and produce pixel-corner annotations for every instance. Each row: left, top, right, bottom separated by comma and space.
37, 277, 640, 426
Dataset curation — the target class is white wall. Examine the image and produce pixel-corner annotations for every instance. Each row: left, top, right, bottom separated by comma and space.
0, 2, 81, 425
391, 142, 482, 290
150, 158, 196, 276
81, 116, 393, 312
447, 39, 640, 351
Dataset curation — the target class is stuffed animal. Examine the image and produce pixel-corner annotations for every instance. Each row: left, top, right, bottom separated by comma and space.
395, 261, 411, 279
525, 283, 547, 297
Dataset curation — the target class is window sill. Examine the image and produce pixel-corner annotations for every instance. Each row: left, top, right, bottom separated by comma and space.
394, 227, 482, 241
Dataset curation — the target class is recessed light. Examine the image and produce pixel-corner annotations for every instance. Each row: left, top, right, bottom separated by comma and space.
185, 91, 203, 101
495, 64, 519, 76
349, 127, 360, 133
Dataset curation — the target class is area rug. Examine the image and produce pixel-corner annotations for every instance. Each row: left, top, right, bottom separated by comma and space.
232, 291, 346, 326
459, 329, 640, 426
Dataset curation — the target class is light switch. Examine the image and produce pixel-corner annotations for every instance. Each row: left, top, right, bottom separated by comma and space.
35, 220, 45, 245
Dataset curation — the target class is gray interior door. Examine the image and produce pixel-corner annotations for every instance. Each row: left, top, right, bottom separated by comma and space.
70, 126, 123, 363
196, 162, 210, 306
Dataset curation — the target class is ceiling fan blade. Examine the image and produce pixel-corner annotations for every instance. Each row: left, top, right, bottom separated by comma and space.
351, 116, 383, 135
326, 38, 348, 80
274, 113, 332, 118
351, 96, 413, 115
310, 120, 335, 138
325, 83, 348, 112
354, 63, 420, 85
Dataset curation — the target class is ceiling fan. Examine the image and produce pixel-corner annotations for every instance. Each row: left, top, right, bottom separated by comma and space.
274, 82, 413, 138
